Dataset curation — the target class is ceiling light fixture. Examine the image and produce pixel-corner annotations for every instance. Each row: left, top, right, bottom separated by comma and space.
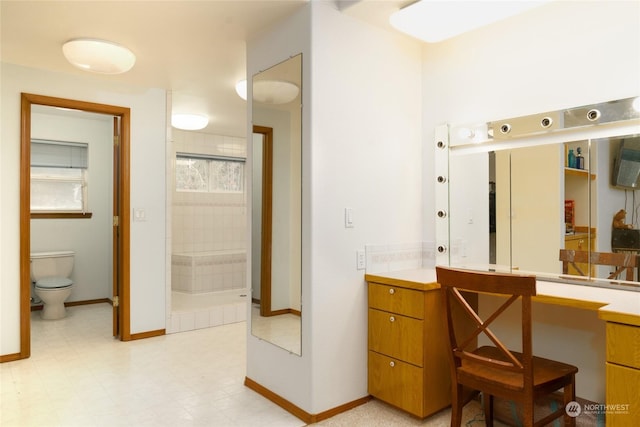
253, 80, 299, 104
62, 38, 136, 74
235, 79, 299, 104
171, 114, 209, 131
235, 80, 248, 101
390, 0, 551, 43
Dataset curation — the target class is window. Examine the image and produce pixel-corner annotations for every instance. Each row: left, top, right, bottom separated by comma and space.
30, 139, 89, 214
176, 153, 245, 193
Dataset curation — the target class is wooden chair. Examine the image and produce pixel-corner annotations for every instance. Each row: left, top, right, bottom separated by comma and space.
559, 249, 637, 281
435, 266, 578, 427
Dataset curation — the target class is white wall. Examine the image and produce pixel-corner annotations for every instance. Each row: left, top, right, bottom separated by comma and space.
422, 1, 640, 403
247, 0, 422, 415
31, 110, 113, 303
1, 63, 167, 355
310, 3, 422, 412
423, 0, 640, 243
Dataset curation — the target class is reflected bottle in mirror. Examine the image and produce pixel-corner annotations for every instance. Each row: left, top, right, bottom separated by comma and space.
568, 149, 576, 168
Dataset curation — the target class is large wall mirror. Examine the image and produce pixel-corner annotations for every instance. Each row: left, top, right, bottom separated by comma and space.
251, 54, 302, 355
443, 96, 640, 291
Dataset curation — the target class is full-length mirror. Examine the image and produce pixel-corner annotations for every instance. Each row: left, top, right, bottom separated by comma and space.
251, 54, 302, 354
446, 96, 640, 290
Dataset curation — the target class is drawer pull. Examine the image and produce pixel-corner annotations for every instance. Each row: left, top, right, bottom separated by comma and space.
389, 316, 395, 322
389, 288, 395, 295
389, 361, 395, 368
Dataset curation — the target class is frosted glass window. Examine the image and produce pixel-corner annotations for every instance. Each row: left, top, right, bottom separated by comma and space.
176, 158, 209, 192
31, 168, 87, 212
30, 139, 89, 213
176, 154, 245, 193
210, 160, 244, 192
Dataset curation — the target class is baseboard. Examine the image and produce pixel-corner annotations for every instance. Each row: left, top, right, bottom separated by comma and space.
244, 376, 371, 423
128, 329, 165, 341
30, 298, 111, 312
0, 352, 23, 363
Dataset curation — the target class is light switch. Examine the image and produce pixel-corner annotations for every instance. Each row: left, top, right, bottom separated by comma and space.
345, 208, 354, 228
133, 208, 146, 222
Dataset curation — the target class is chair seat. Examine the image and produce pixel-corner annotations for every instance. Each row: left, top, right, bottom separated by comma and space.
458, 346, 578, 394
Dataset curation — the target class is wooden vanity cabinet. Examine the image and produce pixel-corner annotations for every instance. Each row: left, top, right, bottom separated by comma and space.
367, 280, 476, 418
605, 321, 640, 426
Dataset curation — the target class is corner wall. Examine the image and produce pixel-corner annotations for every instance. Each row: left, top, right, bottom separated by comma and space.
246, 1, 423, 415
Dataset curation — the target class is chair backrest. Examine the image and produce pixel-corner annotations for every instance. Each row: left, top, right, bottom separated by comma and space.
559, 249, 636, 281
436, 266, 537, 384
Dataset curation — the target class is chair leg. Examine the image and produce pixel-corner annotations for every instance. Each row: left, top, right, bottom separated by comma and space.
523, 398, 534, 427
483, 393, 494, 427
564, 378, 577, 427
450, 384, 464, 427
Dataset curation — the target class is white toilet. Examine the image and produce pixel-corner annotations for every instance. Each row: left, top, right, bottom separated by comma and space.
30, 251, 75, 320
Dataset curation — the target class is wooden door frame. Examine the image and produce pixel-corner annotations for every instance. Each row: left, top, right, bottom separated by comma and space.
253, 125, 274, 317
19, 93, 131, 360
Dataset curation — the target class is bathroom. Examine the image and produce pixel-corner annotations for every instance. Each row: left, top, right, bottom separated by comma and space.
30, 105, 115, 319
168, 128, 249, 333
29, 103, 248, 332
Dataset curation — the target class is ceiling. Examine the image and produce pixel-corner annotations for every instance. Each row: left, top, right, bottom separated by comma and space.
1, 0, 410, 136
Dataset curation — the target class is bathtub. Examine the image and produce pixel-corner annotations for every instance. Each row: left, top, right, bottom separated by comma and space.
171, 249, 246, 294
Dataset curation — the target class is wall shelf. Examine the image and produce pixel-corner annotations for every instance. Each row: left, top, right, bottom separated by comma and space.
565, 167, 596, 180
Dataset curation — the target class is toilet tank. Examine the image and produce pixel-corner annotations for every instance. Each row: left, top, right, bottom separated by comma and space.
30, 251, 75, 282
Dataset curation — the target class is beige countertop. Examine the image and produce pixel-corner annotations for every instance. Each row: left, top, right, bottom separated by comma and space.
365, 268, 640, 326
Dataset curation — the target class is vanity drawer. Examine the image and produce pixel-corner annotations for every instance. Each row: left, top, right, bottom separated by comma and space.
606, 363, 640, 426
368, 351, 424, 417
368, 283, 423, 319
368, 308, 423, 366
606, 323, 640, 369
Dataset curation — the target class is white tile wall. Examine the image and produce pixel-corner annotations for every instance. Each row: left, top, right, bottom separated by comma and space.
171, 129, 247, 290
167, 129, 248, 334
365, 241, 437, 273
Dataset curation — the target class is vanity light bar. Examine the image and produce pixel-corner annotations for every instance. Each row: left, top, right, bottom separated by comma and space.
490, 96, 640, 140
452, 96, 640, 146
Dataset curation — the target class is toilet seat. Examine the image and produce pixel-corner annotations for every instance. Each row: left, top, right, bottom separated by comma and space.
35, 277, 73, 289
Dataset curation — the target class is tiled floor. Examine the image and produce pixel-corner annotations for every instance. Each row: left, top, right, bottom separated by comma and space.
1, 304, 303, 427
1, 304, 487, 427
250, 304, 301, 355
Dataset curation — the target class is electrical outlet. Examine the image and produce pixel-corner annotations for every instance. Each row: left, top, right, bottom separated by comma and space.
356, 250, 366, 270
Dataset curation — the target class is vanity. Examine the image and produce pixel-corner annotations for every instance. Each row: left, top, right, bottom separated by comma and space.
366, 269, 476, 418
366, 268, 640, 425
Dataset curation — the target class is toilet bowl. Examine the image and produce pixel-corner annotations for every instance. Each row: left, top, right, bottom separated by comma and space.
30, 251, 75, 320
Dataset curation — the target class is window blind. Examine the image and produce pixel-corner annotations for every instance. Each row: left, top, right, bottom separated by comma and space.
31, 139, 88, 169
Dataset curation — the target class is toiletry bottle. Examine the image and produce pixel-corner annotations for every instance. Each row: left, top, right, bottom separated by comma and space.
568, 149, 576, 168
576, 147, 585, 170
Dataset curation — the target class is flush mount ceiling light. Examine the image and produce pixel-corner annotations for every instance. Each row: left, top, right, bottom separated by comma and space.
234, 79, 299, 104
235, 80, 248, 101
253, 80, 299, 104
171, 114, 209, 131
62, 38, 136, 74
390, 0, 551, 43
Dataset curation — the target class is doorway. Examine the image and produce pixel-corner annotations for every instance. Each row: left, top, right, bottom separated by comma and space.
19, 93, 131, 360
252, 125, 275, 316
